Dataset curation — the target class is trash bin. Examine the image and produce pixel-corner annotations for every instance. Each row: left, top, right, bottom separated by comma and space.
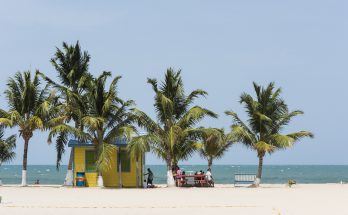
76, 172, 86, 187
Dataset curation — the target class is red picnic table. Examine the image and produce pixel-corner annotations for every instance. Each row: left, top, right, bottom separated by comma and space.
175, 174, 208, 187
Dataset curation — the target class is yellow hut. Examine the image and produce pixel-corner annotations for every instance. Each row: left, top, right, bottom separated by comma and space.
68, 139, 145, 188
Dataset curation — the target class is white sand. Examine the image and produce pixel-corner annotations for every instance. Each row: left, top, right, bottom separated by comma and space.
1, 184, 348, 215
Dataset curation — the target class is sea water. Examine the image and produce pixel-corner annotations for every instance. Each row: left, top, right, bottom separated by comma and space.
0, 165, 347, 185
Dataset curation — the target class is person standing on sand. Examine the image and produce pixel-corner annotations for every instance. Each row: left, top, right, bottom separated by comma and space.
144, 168, 154, 186
205, 169, 214, 186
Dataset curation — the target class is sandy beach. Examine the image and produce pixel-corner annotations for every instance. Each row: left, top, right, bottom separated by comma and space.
1, 184, 347, 215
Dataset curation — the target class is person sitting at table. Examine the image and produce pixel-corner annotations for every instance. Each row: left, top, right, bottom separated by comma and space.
176, 168, 182, 178
197, 170, 203, 179
193, 171, 198, 185
172, 165, 180, 180
181, 171, 187, 185
176, 167, 182, 186
195, 171, 203, 185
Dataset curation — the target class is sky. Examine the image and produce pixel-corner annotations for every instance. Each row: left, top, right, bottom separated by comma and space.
0, 0, 347, 165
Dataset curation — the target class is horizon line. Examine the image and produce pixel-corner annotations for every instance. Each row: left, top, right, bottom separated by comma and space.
2, 164, 348, 166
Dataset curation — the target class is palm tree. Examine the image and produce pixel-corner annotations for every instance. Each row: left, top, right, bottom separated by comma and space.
129, 68, 217, 187
50, 41, 90, 92
226, 82, 313, 186
38, 41, 91, 185
0, 71, 57, 186
0, 127, 16, 167
48, 72, 136, 187
198, 128, 233, 171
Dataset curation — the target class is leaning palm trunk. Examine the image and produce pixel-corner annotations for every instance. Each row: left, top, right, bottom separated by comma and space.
21, 137, 30, 186
64, 149, 74, 186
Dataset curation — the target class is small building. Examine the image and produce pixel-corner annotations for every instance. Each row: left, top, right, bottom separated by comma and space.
68, 139, 145, 188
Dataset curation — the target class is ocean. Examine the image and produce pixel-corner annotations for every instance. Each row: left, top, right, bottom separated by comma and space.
0, 165, 347, 185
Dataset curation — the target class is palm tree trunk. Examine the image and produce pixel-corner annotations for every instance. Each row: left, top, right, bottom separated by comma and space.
135, 157, 139, 188
97, 172, 104, 187
21, 137, 30, 186
254, 154, 264, 187
166, 157, 175, 187
96, 129, 104, 188
118, 149, 122, 188
208, 157, 213, 171
118, 164, 122, 188
142, 153, 146, 188
64, 148, 74, 186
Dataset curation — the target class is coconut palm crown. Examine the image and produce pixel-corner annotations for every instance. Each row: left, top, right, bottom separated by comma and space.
50, 41, 91, 92
0, 127, 16, 167
0, 71, 58, 186
198, 128, 233, 171
226, 82, 314, 186
128, 68, 217, 187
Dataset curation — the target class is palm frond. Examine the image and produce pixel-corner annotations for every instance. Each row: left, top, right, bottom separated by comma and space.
178, 106, 217, 129
55, 132, 67, 169
185, 89, 208, 106
286, 131, 314, 141
0, 128, 16, 165
132, 108, 162, 134
96, 142, 116, 172
255, 141, 274, 153
47, 124, 89, 144
127, 134, 154, 159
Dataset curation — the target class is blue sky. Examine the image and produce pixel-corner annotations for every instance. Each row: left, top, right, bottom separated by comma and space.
0, 0, 347, 165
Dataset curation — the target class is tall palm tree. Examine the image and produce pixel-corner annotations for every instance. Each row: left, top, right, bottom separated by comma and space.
48, 72, 136, 187
129, 68, 217, 187
0, 71, 57, 186
38, 41, 91, 185
226, 82, 313, 186
198, 128, 233, 171
0, 127, 16, 167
